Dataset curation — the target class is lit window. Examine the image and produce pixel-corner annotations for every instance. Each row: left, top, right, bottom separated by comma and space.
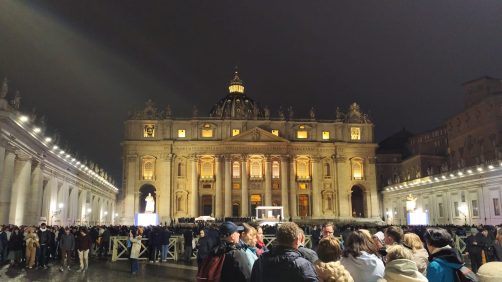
232, 162, 240, 178
351, 127, 361, 140
229, 84, 244, 93
272, 161, 280, 179
296, 159, 310, 179
271, 130, 279, 136
200, 160, 213, 178
250, 160, 262, 178
298, 183, 307, 190
297, 130, 308, 139
322, 131, 330, 140
144, 124, 155, 138
202, 129, 213, 138
232, 129, 240, 136
250, 194, 262, 203
142, 157, 155, 180
352, 159, 363, 180
178, 129, 186, 138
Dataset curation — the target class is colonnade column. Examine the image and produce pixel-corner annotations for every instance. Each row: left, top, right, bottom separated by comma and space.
26, 161, 43, 225
312, 157, 321, 217
264, 155, 272, 206
0, 142, 5, 177
159, 154, 173, 223
191, 155, 199, 217
123, 155, 137, 225
241, 155, 249, 217
9, 153, 32, 225
289, 156, 297, 218
0, 148, 16, 224
224, 155, 232, 217
215, 155, 223, 218
280, 155, 290, 218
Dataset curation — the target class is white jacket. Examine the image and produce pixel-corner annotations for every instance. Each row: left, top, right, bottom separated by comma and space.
340, 251, 385, 282
378, 259, 428, 282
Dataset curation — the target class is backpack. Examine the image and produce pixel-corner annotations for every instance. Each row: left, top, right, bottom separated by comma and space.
196, 253, 225, 282
455, 266, 479, 282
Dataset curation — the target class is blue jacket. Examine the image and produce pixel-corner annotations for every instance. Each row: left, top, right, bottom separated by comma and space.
251, 245, 319, 282
426, 247, 463, 282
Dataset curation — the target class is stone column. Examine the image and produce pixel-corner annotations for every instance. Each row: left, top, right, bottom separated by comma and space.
9, 153, 32, 225
289, 156, 297, 218
124, 155, 137, 225
78, 189, 87, 224
0, 148, 16, 224
224, 155, 232, 217
25, 161, 43, 225
264, 155, 272, 206
241, 155, 249, 217
159, 154, 173, 223
191, 155, 199, 217
215, 155, 223, 218
312, 157, 321, 217
280, 156, 290, 218
0, 142, 5, 178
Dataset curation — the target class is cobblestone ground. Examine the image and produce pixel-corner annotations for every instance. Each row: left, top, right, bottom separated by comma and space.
0, 258, 197, 282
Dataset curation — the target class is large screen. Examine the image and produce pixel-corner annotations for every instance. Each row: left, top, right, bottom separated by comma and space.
135, 213, 159, 226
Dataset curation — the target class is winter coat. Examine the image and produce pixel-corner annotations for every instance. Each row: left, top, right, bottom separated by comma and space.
196, 236, 211, 262
377, 259, 428, 282
59, 233, 75, 250
426, 246, 463, 282
251, 245, 319, 282
0, 231, 7, 251
340, 251, 385, 282
159, 229, 171, 246
493, 240, 502, 261
211, 240, 252, 282
298, 246, 319, 264
315, 260, 354, 282
76, 233, 92, 251
244, 245, 258, 271
37, 229, 50, 245
411, 248, 429, 274
25, 233, 40, 250
101, 229, 111, 243
129, 236, 142, 259
8, 231, 23, 251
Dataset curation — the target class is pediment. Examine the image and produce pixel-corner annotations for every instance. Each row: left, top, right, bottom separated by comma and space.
225, 127, 289, 142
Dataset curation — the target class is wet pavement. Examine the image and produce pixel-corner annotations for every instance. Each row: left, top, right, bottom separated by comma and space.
0, 258, 197, 282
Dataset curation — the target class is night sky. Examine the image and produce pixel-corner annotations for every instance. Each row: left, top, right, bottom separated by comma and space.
1, 1, 501, 185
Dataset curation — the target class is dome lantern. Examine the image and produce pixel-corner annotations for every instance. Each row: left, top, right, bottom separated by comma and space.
228, 68, 245, 94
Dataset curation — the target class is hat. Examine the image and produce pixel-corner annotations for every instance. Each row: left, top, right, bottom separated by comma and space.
219, 221, 244, 236
478, 262, 502, 282
373, 231, 385, 244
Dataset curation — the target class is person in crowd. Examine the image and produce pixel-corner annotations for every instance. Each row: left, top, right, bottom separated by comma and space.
477, 261, 502, 282
59, 227, 75, 271
255, 226, 268, 256
378, 245, 427, 282
7, 226, 23, 267
37, 223, 50, 269
384, 226, 403, 246
98, 226, 110, 258
424, 227, 464, 282
183, 228, 193, 263
241, 223, 259, 270
89, 227, 99, 257
340, 230, 384, 282
322, 222, 336, 239
25, 227, 39, 269
76, 227, 92, 272
129, 229, 142, 274
312, 225, 321, 250
251, 222, 319, 282
0, 226, 7, 263
493, 228, 502, 261
467, 227, 494, 272
48, 226, 57, 261
148, 226, 160, 263
299, 228, 319, 264
373, 231, 385, 250
209, 221, 250, 282
196, 229, 210, 266
160, 226, 172, 262
315, 236, 353, 282
402, 233, 428, 275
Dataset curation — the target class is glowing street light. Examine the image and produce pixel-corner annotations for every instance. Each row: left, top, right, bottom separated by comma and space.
19, 115, 29, 122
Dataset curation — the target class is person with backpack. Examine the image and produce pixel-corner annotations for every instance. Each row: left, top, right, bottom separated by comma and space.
197, 221, 250, 282
424, 227, 477, 282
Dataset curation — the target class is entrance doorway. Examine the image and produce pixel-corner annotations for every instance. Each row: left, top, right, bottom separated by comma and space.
232, 202, 240, 217
351, 186, 364, 218
201, 195, 213, 216
298, 194, 310, 217
139, 184, 156, 213
250, 194, 262, 217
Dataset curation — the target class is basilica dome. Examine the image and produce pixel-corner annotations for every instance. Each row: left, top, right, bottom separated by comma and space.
209, 70, 265, 119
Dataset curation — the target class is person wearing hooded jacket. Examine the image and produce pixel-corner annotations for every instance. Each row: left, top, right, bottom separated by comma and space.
340, 230, 384, 282
424, 227, 464, 282
377, 245, 427, 282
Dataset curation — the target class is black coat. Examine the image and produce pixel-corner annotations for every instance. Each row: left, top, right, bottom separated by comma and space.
8, 232, 23, 251
211, 240, 251, 282
197, 236, 211, 262
298, 246, 319, 264
159, 229, 171, 245
251, 245, 319, 282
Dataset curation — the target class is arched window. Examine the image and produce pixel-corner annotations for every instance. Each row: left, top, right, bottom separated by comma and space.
351, 158, 363, 180
272, 161, 280, 179
200, 158, 214, 179
141, 156, 156, 180
250, 159, 262, 178
296, 157, 310, 179
232, 161, 240, 178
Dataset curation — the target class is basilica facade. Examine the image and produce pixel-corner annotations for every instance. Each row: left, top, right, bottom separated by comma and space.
119, 71, 380, 224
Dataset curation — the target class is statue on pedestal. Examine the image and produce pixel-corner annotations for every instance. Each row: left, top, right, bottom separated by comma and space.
145, 193, 155, 213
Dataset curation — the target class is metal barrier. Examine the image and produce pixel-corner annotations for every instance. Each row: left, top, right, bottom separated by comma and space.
454, 235, 467, 253
111, 236, 179, 262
